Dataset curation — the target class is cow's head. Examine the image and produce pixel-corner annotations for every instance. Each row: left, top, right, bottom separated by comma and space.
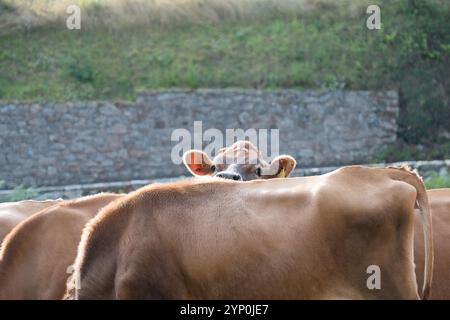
183, 141, 296, 181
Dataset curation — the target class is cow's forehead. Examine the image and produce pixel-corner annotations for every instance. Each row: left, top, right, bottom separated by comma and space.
213, 141, 265, 165
213, 151, 262, 165
227, 147, 259, 157
219, 140, 259, 152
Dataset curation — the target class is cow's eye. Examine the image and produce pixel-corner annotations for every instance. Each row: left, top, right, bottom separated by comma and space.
255, 167, 262, 177
211, 165, 216, 173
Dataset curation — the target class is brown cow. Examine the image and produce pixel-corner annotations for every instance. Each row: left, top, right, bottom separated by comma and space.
65, 165, 433, 300
0, 199, 63, 243
415, 188, 450, 299
183, 140, 296, 181
0, 193, 123, 299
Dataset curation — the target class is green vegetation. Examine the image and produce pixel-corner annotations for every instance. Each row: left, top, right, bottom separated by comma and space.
375, 141, 450, 163
0, 181, 39, 202
424, 173, 450, 189
0, 0, 449, 161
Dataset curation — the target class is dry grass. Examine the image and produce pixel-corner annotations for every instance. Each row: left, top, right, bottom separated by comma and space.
1, 0, 367, 33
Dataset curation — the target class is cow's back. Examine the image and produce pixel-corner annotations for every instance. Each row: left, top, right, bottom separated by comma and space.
0, 193, 122, 299
0, 199, 63, 242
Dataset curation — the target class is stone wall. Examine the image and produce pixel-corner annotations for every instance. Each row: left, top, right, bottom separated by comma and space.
0, 89, 399, 188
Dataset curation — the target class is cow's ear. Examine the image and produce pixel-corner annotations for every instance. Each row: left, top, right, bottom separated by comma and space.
183, 150, 213, 177
267, 155, 297, 178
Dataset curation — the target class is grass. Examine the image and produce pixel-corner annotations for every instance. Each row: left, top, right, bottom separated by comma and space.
0, 181, 39, 202
1, 0, 366, 33
1, 10, 379, 100
424, 173, 450, 189
0, 0, 449, 161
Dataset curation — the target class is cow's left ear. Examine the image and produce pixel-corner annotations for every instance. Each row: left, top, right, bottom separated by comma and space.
183, 150, 213, 177
267, 155, 297, 178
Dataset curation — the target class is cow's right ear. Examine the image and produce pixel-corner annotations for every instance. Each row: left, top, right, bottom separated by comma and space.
183, 150, 213, 177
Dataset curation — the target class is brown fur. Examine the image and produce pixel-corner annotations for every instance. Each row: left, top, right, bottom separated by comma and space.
0, 193, 123, 299
385, 165, 434, 299
64, 166, 433, 300
0, 199, 63, 245
414, 188, 450, 299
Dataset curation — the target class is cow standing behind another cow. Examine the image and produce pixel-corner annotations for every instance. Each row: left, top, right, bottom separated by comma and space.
183, 140, 296, 181
0, 141, 298, 300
